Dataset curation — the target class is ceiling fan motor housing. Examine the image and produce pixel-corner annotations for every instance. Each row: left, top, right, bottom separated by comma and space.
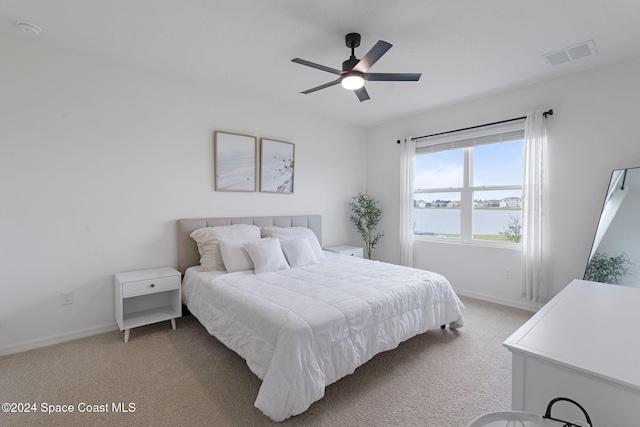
342, 57, 360, 72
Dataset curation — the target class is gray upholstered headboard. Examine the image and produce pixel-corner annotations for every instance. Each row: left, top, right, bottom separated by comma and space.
177, 215, 322, 274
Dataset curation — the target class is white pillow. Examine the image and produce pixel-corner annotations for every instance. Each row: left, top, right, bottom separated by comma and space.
280, 238, 318, 268
219, 238, 255, 272
261, 226, 325, 260
190, 224, 260, 271
244, 238, 290, 274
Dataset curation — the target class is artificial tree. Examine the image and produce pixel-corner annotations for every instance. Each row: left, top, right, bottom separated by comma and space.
350, 192, 384, 259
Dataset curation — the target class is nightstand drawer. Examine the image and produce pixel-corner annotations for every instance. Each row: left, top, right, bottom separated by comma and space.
121, 275, 180, 297
324, 245, 364, 258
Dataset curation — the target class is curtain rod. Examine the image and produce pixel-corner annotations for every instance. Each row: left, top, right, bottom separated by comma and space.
396, 109, 553, 144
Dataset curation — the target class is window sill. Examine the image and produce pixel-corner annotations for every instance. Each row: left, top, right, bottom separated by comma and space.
413, 235, 522, 251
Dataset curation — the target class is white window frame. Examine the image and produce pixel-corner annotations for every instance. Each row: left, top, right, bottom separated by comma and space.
413, 120, 525, 248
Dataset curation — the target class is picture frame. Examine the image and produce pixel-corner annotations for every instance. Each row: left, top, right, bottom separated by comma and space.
260, 138, 295, 193
214, 131, 257, 192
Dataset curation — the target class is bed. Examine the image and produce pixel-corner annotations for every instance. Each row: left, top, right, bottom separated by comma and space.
177, 215, 464, 422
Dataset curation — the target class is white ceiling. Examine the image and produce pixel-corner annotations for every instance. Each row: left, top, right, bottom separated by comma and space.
2, 0, 640, 128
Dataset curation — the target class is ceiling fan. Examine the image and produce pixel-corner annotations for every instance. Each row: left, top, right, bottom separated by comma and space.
292, 33, 421, 102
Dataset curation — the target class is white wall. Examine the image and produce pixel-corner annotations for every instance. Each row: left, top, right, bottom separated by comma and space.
0, 35, 366, 354
366, 57, 640, 310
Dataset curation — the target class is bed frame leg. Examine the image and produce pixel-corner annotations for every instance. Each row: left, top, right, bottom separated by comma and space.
441, 324, 446, 330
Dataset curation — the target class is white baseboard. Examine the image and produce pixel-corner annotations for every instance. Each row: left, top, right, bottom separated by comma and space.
454, 288, 542, 312
0, 322, 119, 356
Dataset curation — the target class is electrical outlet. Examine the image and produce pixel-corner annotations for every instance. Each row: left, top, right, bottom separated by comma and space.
60, 291, 73, 305
503, 268, 512, 279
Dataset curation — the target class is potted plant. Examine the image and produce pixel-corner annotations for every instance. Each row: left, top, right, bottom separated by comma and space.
584, 252, 634, 284
350, 192, 383, 259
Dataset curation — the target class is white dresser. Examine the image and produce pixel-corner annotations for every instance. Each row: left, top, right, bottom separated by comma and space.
503, 279, 640, 426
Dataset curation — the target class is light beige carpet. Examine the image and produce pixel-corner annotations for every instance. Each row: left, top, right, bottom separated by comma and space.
0, 296, 532, 427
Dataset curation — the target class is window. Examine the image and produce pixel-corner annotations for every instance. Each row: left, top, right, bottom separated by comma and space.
413, 121, 524, 245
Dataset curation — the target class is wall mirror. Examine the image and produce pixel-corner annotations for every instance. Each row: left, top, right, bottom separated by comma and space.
585, 167, 640, 286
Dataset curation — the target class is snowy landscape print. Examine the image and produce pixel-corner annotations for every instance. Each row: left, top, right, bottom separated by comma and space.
214, 132, 256, 191
260, 139, 294, 193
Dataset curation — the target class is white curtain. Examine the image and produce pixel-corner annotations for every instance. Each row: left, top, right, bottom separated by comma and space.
399, 137, 416, 267
521, 110, 550, 302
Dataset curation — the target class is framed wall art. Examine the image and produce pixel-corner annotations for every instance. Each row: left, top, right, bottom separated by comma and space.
260, 138, 294, 193
214, 131, 257, 192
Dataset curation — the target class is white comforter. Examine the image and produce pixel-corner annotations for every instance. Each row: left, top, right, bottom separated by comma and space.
182, 253, 464, 422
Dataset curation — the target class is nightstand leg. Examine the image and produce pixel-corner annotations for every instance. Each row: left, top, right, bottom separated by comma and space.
171, 318, 176, 331
124, 329, 130, 343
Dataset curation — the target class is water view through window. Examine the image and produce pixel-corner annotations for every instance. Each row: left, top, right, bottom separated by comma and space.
414, 140, 523, 243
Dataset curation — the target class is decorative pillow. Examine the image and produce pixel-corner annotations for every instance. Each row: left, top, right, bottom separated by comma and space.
190, 224, 260, 271
261, 226, 325, 260
218, 238, 256, 272
244, 238, 290, 274
280, 238, 318, 268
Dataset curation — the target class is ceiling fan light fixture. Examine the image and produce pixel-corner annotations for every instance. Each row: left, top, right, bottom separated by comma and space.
341, 73, 364, 90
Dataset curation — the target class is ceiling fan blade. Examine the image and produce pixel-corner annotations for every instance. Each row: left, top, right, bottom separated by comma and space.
301, 78, 342, 94
352, 40, 392, 72
292, 58, 342, 75
354, 86, 370, 102
364, 72, 422, 81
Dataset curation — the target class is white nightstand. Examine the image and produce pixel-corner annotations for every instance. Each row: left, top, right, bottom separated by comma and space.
324, 245, 364, 258
114, 267, 182, 343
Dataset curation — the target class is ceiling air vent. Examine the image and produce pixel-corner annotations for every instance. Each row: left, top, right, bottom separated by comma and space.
543, 40, 597, 66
